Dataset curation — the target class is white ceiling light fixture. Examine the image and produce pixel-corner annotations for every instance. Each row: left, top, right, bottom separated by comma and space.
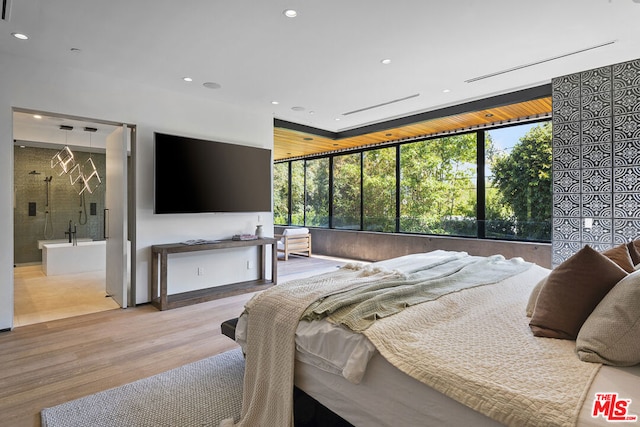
381, 59, 392, 65
283, 9, 298, 18
76, 127, 101, 195
51, 126, 76, 176
11, 32, 28, 40
271, 101, 279, 105
182, 77, 193, 82
291, 106, 305, 111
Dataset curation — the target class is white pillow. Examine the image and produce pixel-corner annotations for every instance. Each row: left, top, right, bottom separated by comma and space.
282, 227, 309, 237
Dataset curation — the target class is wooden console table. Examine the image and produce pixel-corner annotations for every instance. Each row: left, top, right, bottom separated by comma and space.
151, 238, 278, 310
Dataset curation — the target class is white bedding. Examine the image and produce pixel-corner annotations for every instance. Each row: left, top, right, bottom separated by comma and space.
233, 251, 640, 426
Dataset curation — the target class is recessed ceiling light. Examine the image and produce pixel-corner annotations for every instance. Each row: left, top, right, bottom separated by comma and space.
335, 118, 341, 121
70, 47, 82, 53
381, 59, 392, 65
12, 33, 29, 40
271, 101, 279, 105
33, 115, 42, 119
443, 89, 451, 93
183, 77, 193, 82
203, 82, 222, 89
283, 9, 298, 18
485, 113, 494, 118
291, 106, 305, 111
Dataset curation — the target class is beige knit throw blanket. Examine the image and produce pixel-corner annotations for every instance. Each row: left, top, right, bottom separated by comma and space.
220, 265, 401, 427
364, 264, 602, 427
302, 254, 532, 331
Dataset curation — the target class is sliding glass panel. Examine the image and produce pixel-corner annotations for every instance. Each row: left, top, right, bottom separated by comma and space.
305, 158, 329, 228
290, 160, 305, 226
273, 162, 289, 225
333, 153, 361, 230
485, 121, 552, 241
399, 134, 477, 236
363, 147, 396, 232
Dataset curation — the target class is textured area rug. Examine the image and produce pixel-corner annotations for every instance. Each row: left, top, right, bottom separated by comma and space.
41, 348, 244, 427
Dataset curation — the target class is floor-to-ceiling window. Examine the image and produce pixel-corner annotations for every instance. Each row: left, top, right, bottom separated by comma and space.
363, 147, 396, 232
273, 162, 289, 225
290, 160, 305, 226
485, 122, 552, 241
275, 119, 552, 243
332, 153, 361, 230
305, 158, 330, 228
399, 133, 477, 236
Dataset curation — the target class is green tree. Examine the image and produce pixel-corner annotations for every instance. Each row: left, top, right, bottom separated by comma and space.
305, 158, 329, 227
333, 153, 361, 229
363, 147, 396, 232
490, 122, 552, 240
400, 134, 478, 235
273, 163, 289, 224
290, 161, 305, 225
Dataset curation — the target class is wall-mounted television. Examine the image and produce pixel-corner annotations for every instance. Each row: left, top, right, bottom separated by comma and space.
154, 132, 272, 214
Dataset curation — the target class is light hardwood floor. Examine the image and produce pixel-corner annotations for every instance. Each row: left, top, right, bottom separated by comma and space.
13, 265, 120, 327
0, 255, 355, 427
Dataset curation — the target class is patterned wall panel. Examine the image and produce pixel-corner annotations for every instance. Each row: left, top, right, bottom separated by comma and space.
552, 58, 640, 265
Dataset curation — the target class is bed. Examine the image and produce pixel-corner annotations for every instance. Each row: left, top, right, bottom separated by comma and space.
224, 249, 640, 427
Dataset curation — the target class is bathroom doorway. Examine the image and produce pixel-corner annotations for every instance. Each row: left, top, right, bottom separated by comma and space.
12, 110, 135, 326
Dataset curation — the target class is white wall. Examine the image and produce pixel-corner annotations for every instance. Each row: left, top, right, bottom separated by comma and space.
0, 52, 274, 329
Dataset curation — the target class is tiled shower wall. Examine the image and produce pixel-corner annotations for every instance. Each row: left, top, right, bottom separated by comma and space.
552, 58, 640, 266
14, 146, 106, 264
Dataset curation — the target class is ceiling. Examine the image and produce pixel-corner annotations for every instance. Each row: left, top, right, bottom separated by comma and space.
2, 1, 640, 156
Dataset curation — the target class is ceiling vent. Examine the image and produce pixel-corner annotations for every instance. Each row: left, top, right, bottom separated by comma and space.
2, 0, 11, 21
465, 40, 617, 83
343, 93, 420, 116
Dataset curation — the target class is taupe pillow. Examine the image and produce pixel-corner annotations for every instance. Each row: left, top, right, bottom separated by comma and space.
577, 270, 640, 366
529, 245, 627, 340
526, 276, 547, 318
602, 243, 635, 273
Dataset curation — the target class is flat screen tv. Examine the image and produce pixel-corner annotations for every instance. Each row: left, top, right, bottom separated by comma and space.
154, 132, 272, 214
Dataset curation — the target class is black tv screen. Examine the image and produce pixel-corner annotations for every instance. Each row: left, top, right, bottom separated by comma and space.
154, 132, 272, 214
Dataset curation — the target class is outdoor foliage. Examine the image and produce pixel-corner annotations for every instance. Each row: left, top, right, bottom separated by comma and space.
400, 134, 477, 236
273, 121, 552, 242
488, 122, 552, 240
272, 162, 289, 225
333, 153, 361, 229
